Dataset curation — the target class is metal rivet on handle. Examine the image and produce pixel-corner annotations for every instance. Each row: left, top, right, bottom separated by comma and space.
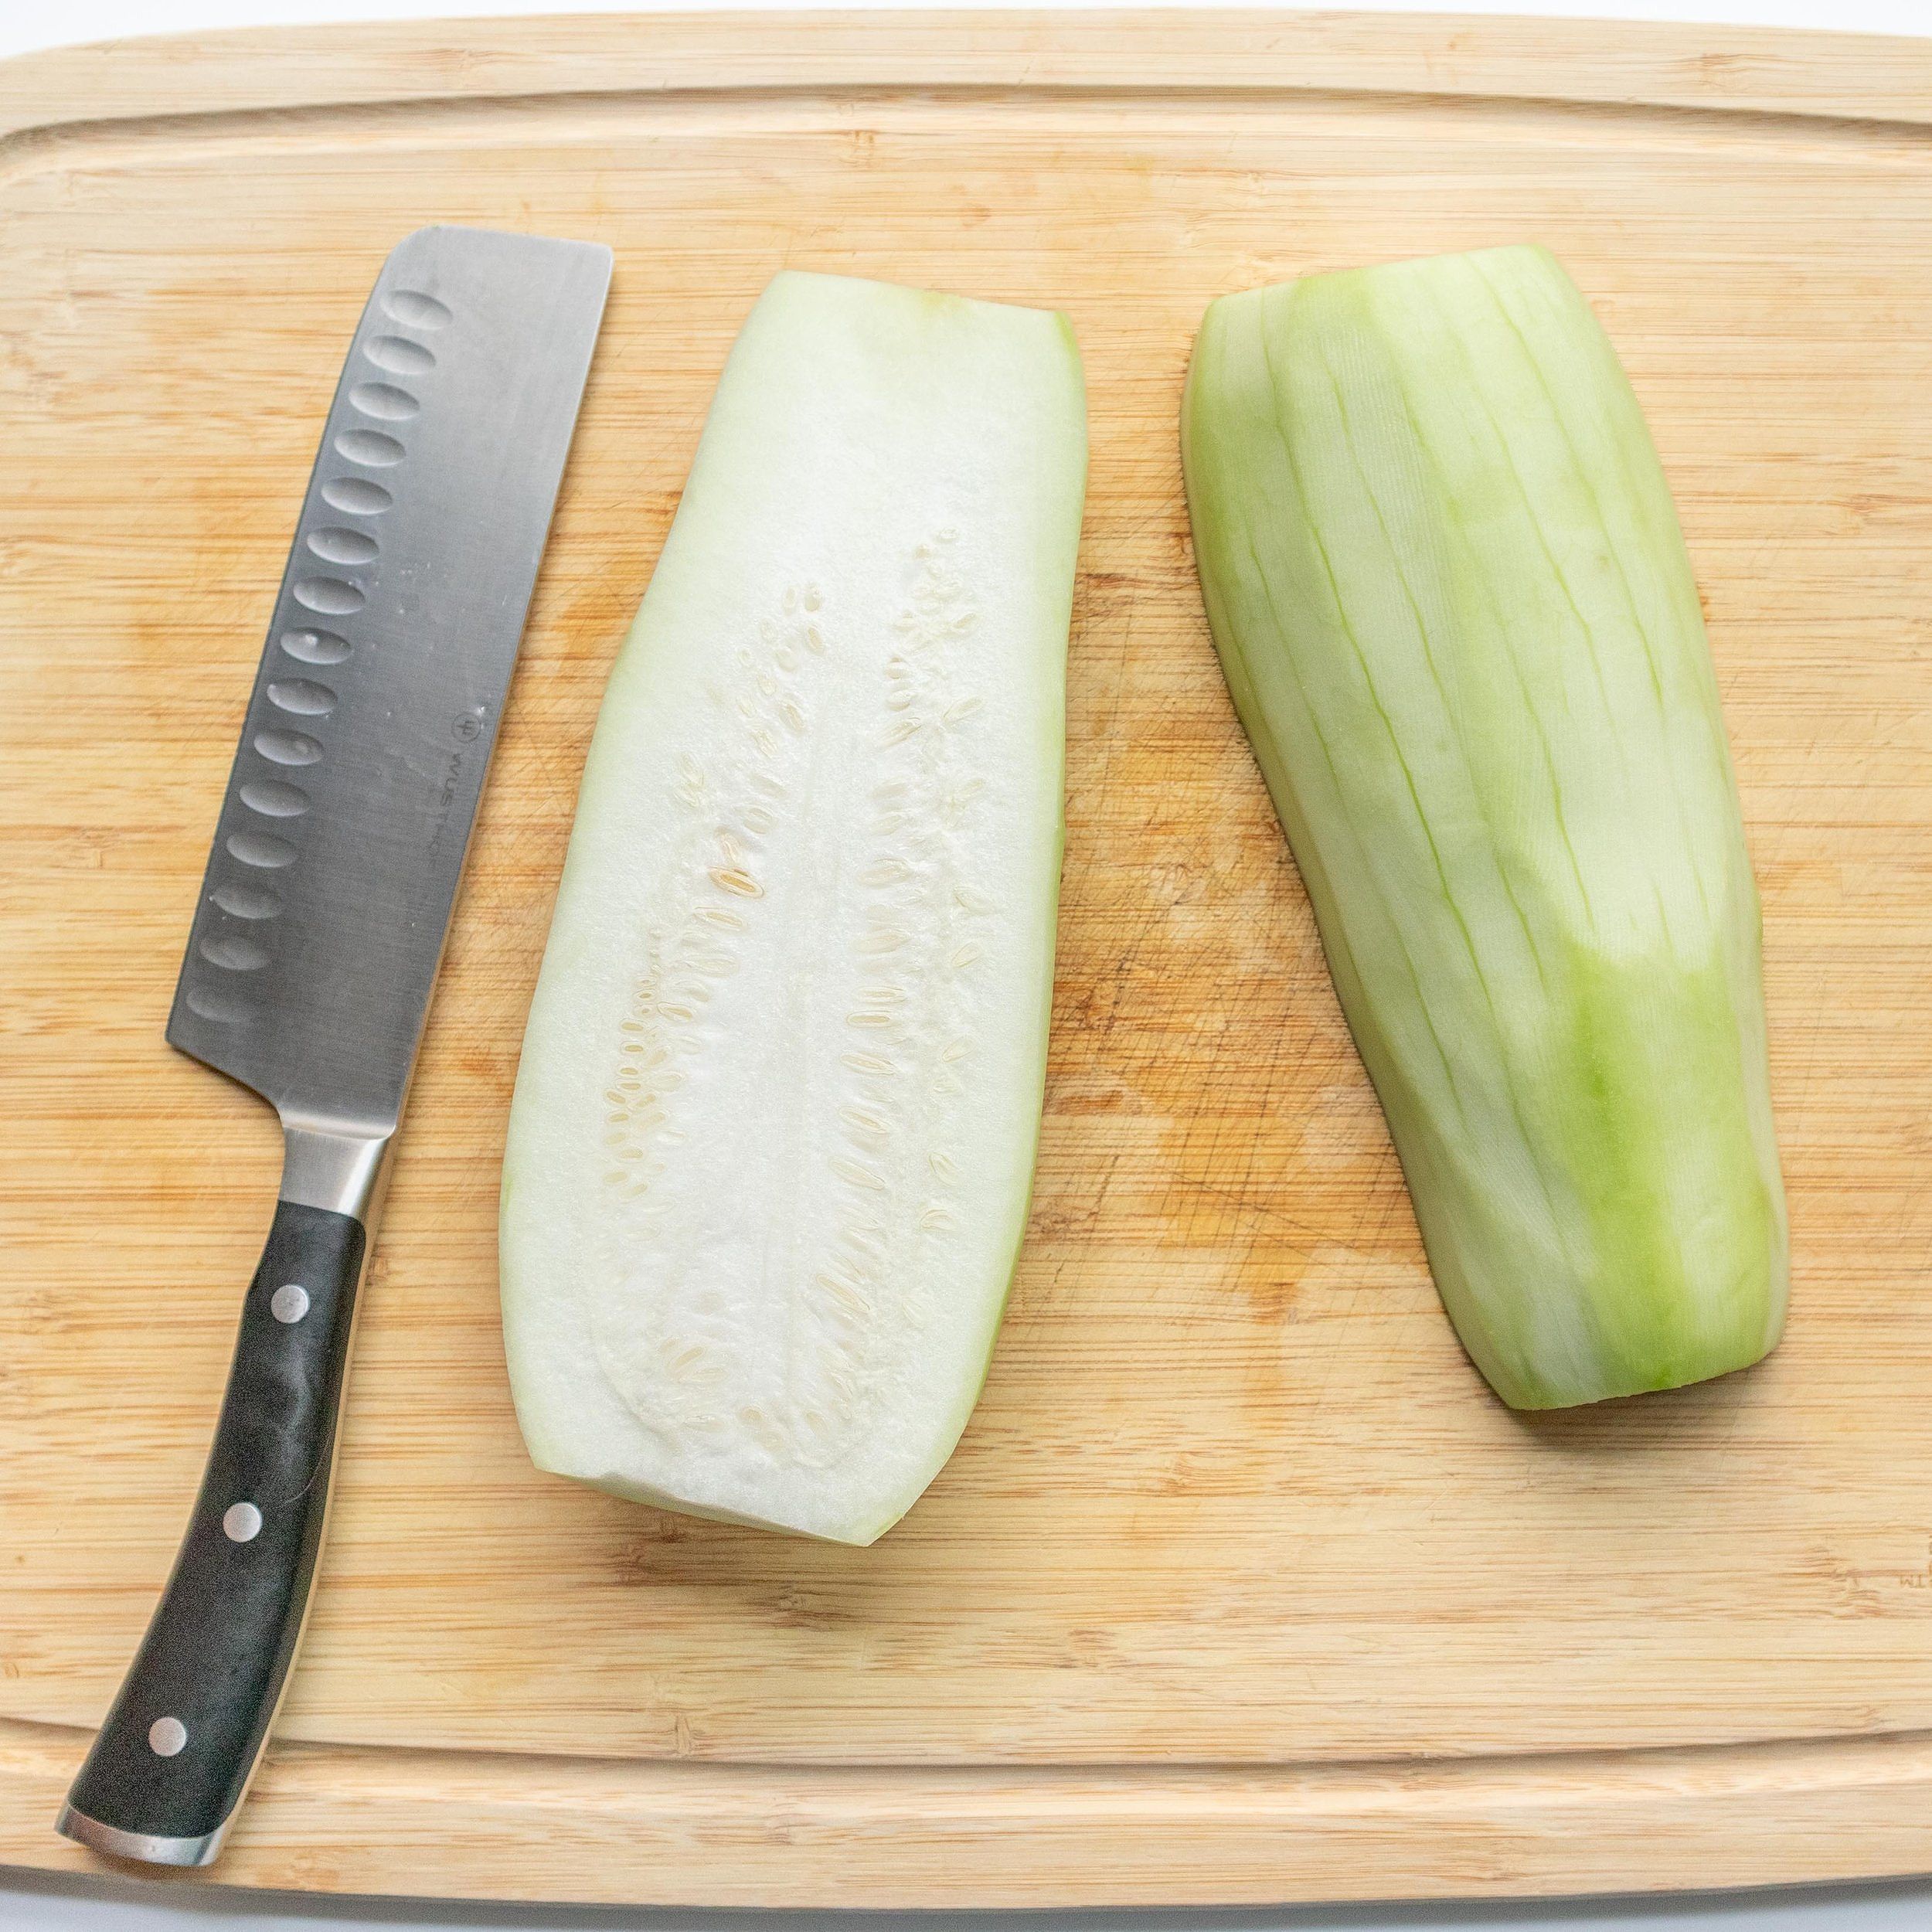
223, 1502, 263, 1543
148, 1717, 187, 1758
270, 1283, 310, 1324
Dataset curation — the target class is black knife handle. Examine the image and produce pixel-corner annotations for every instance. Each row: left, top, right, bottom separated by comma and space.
60, 1199, 366, 1863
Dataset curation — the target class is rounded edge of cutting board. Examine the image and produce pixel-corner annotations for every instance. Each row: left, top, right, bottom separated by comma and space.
9, 1711, 1932, 1905
5, 8, 1932, 152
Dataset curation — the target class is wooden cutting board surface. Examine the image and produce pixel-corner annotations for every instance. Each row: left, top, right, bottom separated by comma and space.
5, 9, 1932, 1908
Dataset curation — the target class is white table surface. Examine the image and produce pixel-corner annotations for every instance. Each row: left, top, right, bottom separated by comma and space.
3, 0, 1929, 1923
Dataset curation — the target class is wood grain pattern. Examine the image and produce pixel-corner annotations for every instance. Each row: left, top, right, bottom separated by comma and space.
3, 10, 1932, 1907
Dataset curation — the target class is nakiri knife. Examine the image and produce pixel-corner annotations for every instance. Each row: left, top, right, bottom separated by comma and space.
56, 225, 611, 1869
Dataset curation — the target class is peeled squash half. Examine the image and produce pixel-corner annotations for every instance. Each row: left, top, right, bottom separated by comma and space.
1182, 245, 1787, 1410
501, 273, 1087, 1542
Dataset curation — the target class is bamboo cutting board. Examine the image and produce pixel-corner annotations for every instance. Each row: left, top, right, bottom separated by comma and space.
4, 9, 1932, 1908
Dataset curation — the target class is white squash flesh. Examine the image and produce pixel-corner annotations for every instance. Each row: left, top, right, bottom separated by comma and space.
500, 272, 1087, 1543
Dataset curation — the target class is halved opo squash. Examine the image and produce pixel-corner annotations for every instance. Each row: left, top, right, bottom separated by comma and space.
502, 272, 1087, 1539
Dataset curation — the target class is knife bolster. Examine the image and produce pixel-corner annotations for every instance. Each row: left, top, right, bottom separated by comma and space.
279, 1118, 393, 1226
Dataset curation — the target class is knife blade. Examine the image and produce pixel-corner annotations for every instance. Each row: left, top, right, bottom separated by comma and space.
56, 225, 611, 1869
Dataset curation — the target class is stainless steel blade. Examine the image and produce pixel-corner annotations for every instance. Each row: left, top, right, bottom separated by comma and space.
167, 225, 611, 1139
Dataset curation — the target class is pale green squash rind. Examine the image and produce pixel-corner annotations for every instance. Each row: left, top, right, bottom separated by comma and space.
1182, 246, 1788, 1410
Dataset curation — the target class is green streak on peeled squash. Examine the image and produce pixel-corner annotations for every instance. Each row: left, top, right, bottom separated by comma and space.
1182, 244, 1787, 1410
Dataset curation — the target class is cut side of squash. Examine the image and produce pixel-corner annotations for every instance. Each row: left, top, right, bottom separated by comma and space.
501, 272, 1087, 1539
